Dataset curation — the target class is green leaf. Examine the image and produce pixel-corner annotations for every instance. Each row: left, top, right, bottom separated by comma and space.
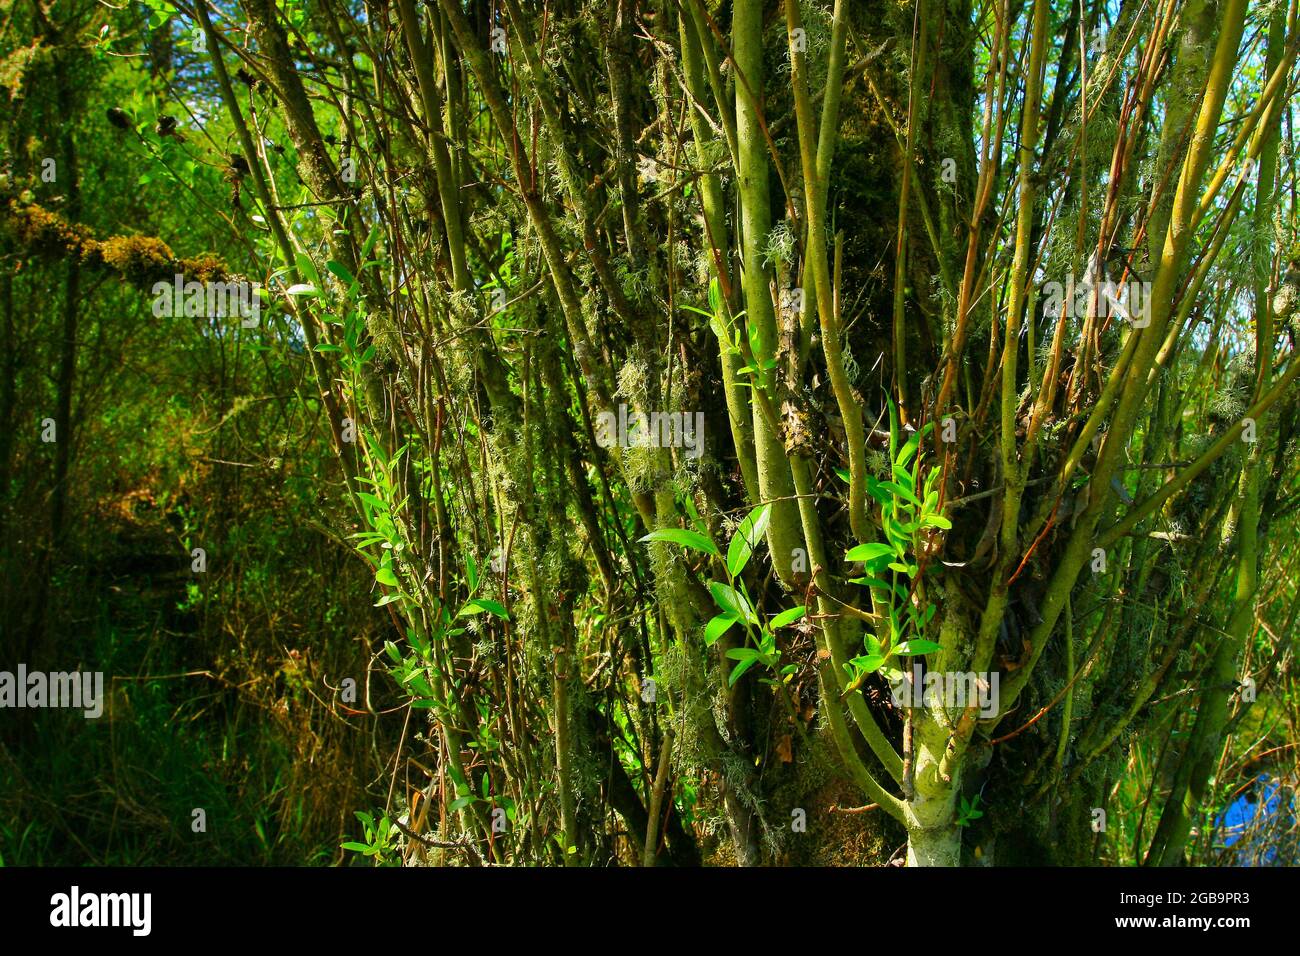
375, 567, 399, 587
640, 528, 720, 558
727, 652, 761, 687
896, 424, 930, 470
846, 542, 895, 563
296, 251, 322, 287
360, 223, 382, 263
704, 612, 740, 646
769, 605, 806, 629
326, 259, 356, 287
883, 515, 909, 556
849, 654, 887, 674
375, 593, 401, 608
340, 842, 371, 853
922, 514, 953, 530
465, 552, 479, 592
682, 495, 706, 531
894, 639, 942, 656
709, 581, 755, 623
887, 395, 900, 459
896, 439, 920, 470
286, 283, 319, 298
726, 504, 771, 577
882, 481, 921, 506
461, 598, 509, 619
866, 476, 893, 506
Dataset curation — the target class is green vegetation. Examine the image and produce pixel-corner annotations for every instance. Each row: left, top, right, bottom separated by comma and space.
2, 0, 1299, 867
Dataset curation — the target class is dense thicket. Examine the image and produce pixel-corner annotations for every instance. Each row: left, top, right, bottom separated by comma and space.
2, 0, 1299, 867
